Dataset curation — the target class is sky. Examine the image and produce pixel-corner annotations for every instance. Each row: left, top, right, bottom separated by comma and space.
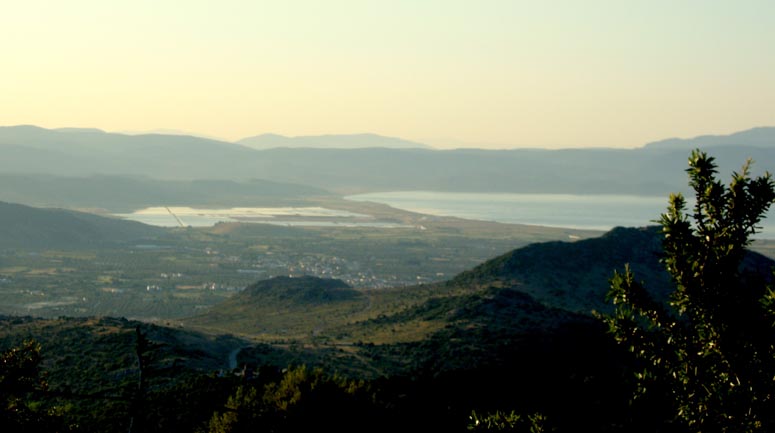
1, 0, 774, 149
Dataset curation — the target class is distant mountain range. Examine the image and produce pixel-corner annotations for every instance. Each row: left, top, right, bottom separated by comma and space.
1, 125, 774, 199
237, 133, 431, 150
643, 127, 775, 150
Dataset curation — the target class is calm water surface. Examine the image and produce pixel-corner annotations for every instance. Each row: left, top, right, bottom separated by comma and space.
346, 191, 775, 238
115, 196, 775, 239
116, 206, 408, 228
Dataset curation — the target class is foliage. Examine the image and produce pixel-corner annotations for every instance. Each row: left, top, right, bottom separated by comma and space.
207, 365, 377, 433
0, 340, 63, 432
467, 410, 550, 432
603, 149, 775, 432
0, 340, 45, 393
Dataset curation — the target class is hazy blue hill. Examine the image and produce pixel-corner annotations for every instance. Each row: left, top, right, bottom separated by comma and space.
254, 146, 670, 194
237, 133, 431, 150
0, 201, 164, 248
54, 127, 107, 134
637, 127, 775, 189
0, 125, 260, 180
2, 125, 774, 197
644, 126, 775, 151
0, 174, 332, 212
0, 125, 246, 154
235, 128, 775, 196
242, 144, 775, 196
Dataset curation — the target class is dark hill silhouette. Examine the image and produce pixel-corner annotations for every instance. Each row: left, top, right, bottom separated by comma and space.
241, 275, 359, 304
451, 225, 775, 314
183, 276, 366, 337
450, 226, 671, 313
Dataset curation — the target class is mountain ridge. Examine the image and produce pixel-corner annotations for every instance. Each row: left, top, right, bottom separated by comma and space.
237, 132, 432, 150
2, 124, 774, 197
643, 126, 775, 150
241, 275, 360, 304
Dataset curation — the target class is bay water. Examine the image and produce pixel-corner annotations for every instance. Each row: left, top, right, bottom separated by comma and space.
346, 191, 775, 238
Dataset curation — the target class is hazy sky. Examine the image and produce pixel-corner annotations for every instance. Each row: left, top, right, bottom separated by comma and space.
2, 1, 774, 148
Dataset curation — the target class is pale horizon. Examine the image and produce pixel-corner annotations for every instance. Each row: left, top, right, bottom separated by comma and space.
2, 1, 774, 149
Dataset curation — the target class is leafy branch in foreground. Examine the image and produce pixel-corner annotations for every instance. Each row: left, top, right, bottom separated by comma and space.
467, 410, 550, 432
0, 340, 60, 432
602, 149, 775, 432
